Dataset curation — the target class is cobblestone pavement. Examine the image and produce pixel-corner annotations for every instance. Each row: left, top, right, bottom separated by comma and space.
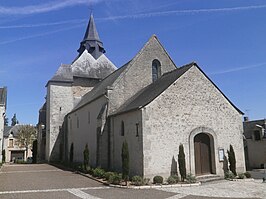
0, 164, 265, 199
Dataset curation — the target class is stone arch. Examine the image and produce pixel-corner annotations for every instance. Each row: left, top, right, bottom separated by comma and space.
188, 126, 217, 175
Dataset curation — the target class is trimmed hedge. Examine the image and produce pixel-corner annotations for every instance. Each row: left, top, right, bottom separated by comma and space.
153, 176, 163, 184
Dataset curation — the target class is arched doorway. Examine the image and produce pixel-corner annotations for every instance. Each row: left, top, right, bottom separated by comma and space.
194, 133, 213, 175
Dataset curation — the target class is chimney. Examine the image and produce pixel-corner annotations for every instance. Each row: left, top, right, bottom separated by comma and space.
244, 116, 249, 122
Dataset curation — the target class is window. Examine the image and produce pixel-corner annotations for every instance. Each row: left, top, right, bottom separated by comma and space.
254, 130, 261, 141
136, 123, 139, 137
121, 121, 125, 136
9, 139, 14, 147
152, 59, 161, 82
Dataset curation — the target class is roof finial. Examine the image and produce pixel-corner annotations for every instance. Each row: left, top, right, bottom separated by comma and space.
77, 12, 105, 59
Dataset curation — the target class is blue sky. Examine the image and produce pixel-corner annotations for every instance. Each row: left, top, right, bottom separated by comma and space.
0, 0, 266, 125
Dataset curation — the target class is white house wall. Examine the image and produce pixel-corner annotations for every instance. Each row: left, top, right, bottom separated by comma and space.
0, 107, 4, 162
142, 65, 245, 178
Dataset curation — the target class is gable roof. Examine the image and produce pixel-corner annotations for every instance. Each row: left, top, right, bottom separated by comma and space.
113, 62, 243, 116
3, 125, 23, 137
113, 63, 194, 115
70, 34, 177, 113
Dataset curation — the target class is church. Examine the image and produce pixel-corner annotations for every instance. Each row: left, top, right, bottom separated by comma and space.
38, 14, 246, 179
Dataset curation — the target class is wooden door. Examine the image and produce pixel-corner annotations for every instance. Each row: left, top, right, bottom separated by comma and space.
194, 133, 212, 175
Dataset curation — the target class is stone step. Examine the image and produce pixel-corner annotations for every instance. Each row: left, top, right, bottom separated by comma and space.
196, 174, 223, 183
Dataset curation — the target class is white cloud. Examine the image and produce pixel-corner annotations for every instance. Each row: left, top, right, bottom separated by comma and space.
0, 19, 86, 29
98, 4, 266, 21
0, 0, 101, 15
0, 24, 83, 45
209, 62, 266, 75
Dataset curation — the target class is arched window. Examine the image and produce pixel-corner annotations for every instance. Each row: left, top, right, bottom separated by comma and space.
121, 121, 125, 136
152, 59, 161, 82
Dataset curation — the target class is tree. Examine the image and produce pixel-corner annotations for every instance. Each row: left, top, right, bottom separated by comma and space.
11, 114, 19, 126
70, 143, 74, 164
4, 116, 8, 126
178, 144, 186, 182
121, 140, 129, 182
32, 140, 37, 163
17, 125, 37, 158
83, 144, 89, 170
227, 145, 237, 176
2, 149, 5, 163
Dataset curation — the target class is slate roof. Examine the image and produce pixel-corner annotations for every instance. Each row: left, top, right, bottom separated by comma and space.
0, 87, 7, 105
113, 63, 194, 115
113, 62, 243, 116
50, 64, 72, 82
82, 14, 101, 43
48, 14, 116, 85
3, 125, 23, 138
71, 60, 131, 112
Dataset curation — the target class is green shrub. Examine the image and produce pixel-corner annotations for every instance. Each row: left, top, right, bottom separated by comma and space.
238, 173, 245, 179
83, 144, 89, 171
143, 178, 150, 185
227, 145, 237, 176
131, 175, 143, 186
108, 173, 122, 185
167, 176, 178, 184
178, 144, 186, 182
244, 172, 251, 178
224, 171, 235, 179
153, 176, 163, 184
2, 149, 6, 163
121, 141, 129, 181
32, 140, 37, 164
70, 143, 74, 164
104, 172, 115, 181
186, 173, 196, 183
93, 168, 105, 178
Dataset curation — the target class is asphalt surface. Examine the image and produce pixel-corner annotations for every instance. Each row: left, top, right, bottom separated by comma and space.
0, 164, 264, 199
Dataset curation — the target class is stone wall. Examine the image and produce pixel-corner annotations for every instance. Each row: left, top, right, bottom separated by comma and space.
67, 96, 108, 168
142, 65, 245, 179
108, 36, 176, 114
110, 110, 143, 176
46, 83, 73, 161
246, 139, 266, 168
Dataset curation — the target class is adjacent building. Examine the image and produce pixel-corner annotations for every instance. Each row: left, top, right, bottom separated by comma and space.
2, 125, 33, 162
38, 13, 246, 179
0, 87, 7, 163
243, 118, 266, 170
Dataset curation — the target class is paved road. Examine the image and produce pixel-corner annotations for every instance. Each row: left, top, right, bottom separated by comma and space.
0, 164, 264, 199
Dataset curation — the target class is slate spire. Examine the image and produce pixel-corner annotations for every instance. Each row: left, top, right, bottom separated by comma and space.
78, 13, 105, 59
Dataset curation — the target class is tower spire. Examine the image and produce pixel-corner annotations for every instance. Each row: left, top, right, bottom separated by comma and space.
78, 13, 105, 59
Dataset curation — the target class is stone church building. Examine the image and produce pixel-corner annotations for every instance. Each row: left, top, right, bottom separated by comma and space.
38, 14, 246, 178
